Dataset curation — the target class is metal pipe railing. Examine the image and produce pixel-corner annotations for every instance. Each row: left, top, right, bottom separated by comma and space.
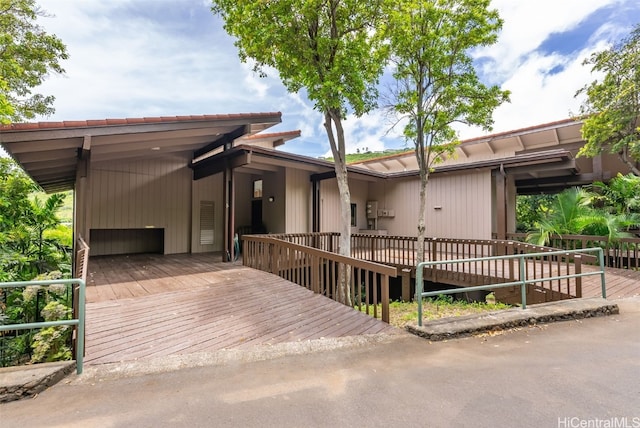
415, 248, 606, 327
0, 278, 86, 374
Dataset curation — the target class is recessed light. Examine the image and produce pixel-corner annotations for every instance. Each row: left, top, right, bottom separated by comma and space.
151, 147, 160, 151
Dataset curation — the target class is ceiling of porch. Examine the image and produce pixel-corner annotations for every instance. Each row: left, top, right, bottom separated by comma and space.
0, 113, 282, 193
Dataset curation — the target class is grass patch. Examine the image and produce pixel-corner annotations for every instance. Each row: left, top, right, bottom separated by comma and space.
357, 294, 511, 329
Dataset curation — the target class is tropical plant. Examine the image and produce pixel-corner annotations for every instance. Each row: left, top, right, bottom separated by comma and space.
516, 194, 555, 232
384, 0, 509, 265
0, 159, 70, 280
1, 271, 72, 367
591, 173, 640, 215
525, 187, 639, 245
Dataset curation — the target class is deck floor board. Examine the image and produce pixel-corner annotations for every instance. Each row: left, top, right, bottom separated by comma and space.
84, 253, 399, 365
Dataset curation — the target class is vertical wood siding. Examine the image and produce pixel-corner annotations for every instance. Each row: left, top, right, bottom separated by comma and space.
319, 177, 369, 233
88, 155, 192, 256
262, 168, 286, 233
191, 173, 223, 253
234, 173, 253, 230
319, 178, 340, 233
285, 168, 310, 233
367, 170, 492, 239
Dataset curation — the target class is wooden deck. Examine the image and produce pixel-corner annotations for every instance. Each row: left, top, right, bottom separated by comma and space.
351, 248, 640, 300
84, 253, 399, 365
585, 265, 640, 299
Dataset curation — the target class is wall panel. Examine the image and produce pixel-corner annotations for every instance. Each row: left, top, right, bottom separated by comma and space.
285, 168, 311, 233
367, 170, 493, 239
88, 154, 192, 255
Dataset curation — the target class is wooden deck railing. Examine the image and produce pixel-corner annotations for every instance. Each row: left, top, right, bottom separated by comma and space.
73, 235, 90, 356
350, 234, 586, 299
268, 232, 340, 253
242, 235, 397, 323
75, 235, 90, 284
254, 232, 589, 302
506, 232, 640, 269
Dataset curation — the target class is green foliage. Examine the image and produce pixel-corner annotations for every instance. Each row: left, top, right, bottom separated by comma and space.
524, 187, 640, 245
386, 0, 510, 169
359, 296, 510, 328
516, 194, 555, 232
212, 0, 388, 121
384, 0, 509, 264
576, 24, 640, 175
1, 271, 72, 366
591, 173, 640, 215
1, 158, 70, 280
30, 325, 71, 363
30, 300, 71, 363
0, 0, 68, 124
323, 148, 412, 163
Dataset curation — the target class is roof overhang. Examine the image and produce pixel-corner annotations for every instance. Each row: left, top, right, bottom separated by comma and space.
0, 113, 282, 192
191, 144, 385, 182
350, 118, 584, 174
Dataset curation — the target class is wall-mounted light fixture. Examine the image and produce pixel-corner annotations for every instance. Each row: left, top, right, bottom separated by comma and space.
268, 196, 275, 202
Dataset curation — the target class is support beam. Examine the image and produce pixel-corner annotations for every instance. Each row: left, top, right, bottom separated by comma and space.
495, 169, 507, 240
193, 126, 246, 159
593, 154, 603, 181
485, 141, 494, 154
310, 170, 337, 182
222, 166, 236, 262
312, 180, 320, 232
192, 151, 251, 180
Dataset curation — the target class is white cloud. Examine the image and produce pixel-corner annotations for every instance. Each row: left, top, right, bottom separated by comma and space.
457, 0, 634, 139
25, 0, 640, 157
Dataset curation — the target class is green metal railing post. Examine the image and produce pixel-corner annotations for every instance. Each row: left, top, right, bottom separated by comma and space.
519, 255, 527, 310
413, 247, 606, 327
598, 247, 606, 299
0, 278, 85, 375
76, 278, 85, 374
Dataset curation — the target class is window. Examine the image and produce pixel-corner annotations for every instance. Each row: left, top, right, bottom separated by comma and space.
253, 180, 263, 199
200, 201, 214, 245
351, 203, 357, 227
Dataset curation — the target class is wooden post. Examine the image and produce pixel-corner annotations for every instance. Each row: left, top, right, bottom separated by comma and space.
381, 274, 389, 323
495, 169, 507, 240
431, 239, 438, 282
311, 255, 319, 294
401, 268, 412, 302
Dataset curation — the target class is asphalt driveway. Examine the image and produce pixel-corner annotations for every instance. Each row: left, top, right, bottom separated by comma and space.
2, 297, 639, 428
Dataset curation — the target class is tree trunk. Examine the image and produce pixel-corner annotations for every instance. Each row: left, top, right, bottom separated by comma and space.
324, 110, 352, 306
416, 169, 428, 266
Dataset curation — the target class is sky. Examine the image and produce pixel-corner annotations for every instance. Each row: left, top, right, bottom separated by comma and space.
29, 0, 640, 158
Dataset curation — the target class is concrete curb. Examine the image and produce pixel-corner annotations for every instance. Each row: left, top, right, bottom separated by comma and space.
0, 361, 75, 403
406, 297, 619, 341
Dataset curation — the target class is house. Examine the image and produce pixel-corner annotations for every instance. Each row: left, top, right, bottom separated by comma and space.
1, 114, 634, 263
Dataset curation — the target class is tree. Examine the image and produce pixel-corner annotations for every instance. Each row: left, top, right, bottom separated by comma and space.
211, 0, 389, 305
576, 24, 640, 175
0, 0, 68, 124
385, 0, 509, 265
0, 158, 69, 280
